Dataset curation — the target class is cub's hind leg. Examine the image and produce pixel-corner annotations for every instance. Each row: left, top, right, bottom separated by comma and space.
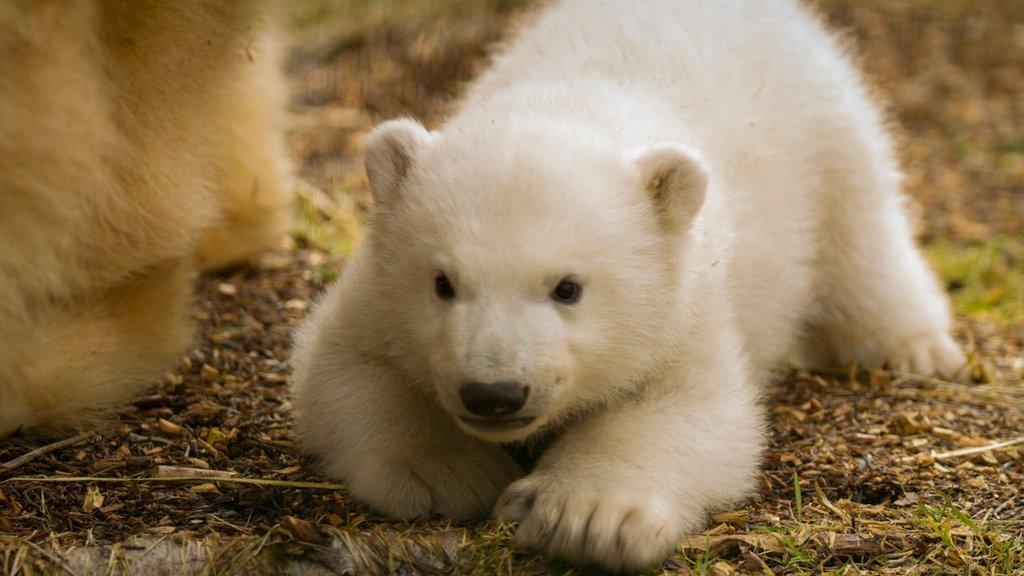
801, 124, 964, 378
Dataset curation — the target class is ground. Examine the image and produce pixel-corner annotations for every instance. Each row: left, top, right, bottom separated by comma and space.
2, 1, 1023, 574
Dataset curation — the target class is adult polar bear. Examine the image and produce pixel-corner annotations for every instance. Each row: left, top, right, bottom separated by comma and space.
0, 2, 289, 437
293, 0, 963, 571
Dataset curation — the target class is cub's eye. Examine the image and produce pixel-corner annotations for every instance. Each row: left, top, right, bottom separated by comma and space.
435, 273, 456, 300
551, 278, 582, 305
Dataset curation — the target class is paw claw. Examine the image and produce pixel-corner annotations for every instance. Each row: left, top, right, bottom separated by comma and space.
495, 477, 680, 573
494, 479, 536, 522
888, 333, 965, 379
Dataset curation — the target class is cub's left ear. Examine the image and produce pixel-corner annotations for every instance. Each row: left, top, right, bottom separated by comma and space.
631, 143, 709, 234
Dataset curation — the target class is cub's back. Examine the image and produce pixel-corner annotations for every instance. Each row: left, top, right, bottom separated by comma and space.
465, 0, 895, 368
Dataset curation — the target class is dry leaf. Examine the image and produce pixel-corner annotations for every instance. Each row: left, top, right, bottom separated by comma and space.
190, 483, 220, 494
712, 510, 750, 526
709, 561, 736, 576
157, 418, 182, 436
82, 485, 104, 513
283, 515, 322, 543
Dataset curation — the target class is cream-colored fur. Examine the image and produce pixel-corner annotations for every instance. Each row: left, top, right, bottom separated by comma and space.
292, 0, 963, 572
0, 1, 291, 437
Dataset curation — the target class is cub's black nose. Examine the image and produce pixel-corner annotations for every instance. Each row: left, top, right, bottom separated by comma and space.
459, 380, 528, 417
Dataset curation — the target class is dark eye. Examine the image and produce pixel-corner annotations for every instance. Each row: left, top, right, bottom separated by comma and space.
551, 278, 582, 304
435, 273, 455, 300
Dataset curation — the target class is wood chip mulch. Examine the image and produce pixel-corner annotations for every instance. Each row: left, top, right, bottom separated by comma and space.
1, 249, 1021, 574
3, 1, 1024, 574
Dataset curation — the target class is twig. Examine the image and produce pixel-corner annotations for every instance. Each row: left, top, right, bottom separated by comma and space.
990, 496, 1015, 518
0, 431, 96, 475
3, 475, 345, 491
154, 465, 236, 479
814, 480, 850, 525
931, 436, 1024, 461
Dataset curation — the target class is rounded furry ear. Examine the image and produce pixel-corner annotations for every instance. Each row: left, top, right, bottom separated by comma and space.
632, 143, 708, 233
364, 118, 433, 206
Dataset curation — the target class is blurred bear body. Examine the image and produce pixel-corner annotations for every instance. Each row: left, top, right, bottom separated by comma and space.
0, 1, 290, 436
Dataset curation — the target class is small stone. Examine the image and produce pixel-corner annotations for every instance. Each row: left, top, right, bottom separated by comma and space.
201, 364, 220, 382
284, 299, 309, 311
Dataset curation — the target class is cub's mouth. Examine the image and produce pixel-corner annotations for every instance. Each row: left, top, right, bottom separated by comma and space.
458, 415, 536, 432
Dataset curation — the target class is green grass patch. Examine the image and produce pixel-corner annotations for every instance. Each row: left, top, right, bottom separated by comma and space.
926, 237, 1024, 327
917, 499, 1024, 574
291, 184, 363, 257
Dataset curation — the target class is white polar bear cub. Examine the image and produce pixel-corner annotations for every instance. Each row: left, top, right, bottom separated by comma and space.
292, 0, 963, 571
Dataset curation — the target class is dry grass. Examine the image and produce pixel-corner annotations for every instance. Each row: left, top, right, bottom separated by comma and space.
2, 1, 1023, 574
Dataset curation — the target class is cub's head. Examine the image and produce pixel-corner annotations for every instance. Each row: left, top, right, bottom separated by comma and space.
363, 118, 708, 443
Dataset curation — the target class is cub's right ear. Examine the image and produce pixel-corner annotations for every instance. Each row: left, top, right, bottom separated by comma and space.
631, 143, 708, 235
364, 118, 433, 206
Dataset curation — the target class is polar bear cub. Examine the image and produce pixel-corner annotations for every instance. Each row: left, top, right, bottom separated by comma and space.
291, 0, 963, 571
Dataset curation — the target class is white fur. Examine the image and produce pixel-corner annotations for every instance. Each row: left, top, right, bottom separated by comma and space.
292, 0, 963, 571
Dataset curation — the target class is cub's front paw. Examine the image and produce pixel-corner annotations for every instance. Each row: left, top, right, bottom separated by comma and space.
350, 441, 523, 521
889, 332, 965, 380
495, 475, 684, 573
